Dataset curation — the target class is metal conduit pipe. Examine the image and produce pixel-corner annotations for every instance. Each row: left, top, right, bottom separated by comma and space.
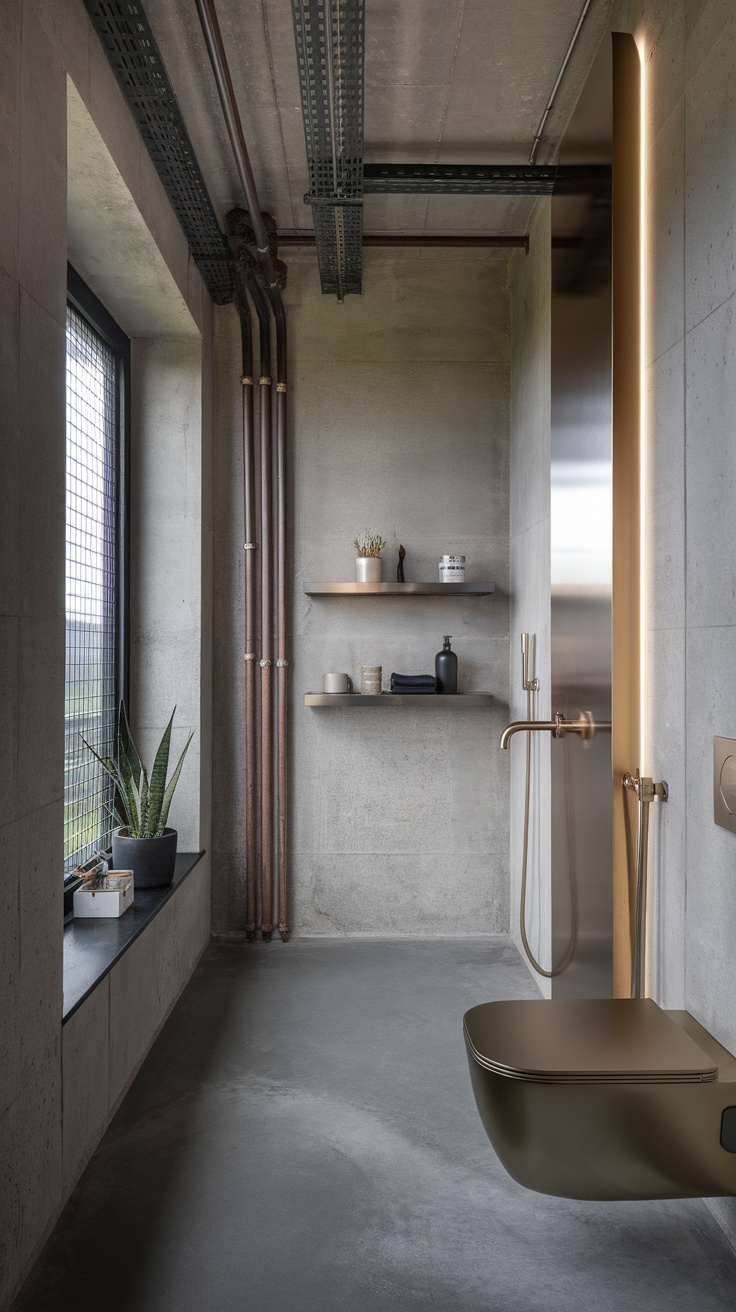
195, 0, 280, 281
197, 0, 291, 940
233, 273, 258, 940
529, 0, 595, 164
278, 233, 529, 249
247, 275, 275, 942
268, 293, 289, 943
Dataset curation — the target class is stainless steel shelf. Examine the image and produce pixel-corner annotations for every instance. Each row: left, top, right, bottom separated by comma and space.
304, 581, 495, 596
305, 693, 494, 708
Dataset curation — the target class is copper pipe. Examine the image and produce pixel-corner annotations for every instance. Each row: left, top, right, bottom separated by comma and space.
248, 276, 274, 941
197, 0, 289, 944
194, 0, 279, 285
233, 273, 258, 940
270, 294, 289, 943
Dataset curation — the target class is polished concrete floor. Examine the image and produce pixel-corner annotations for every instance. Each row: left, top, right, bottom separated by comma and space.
15, 938, 736, 1310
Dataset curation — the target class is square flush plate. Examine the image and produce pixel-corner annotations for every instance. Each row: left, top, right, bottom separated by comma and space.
713, 737, 736, 834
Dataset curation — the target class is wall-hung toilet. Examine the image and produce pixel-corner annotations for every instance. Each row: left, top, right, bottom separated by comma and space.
464, 998, 736, 1200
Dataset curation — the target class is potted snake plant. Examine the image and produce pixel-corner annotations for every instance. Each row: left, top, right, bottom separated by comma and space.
83, 704, 193, 888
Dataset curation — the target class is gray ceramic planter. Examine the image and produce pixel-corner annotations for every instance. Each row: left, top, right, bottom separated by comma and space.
112, 827, 178, 888
355, 555, 381, 583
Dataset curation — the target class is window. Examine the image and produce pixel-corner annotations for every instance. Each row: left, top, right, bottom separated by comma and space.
64, 269, 129, 874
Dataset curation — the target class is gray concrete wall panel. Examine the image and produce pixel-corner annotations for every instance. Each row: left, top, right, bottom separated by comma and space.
0, 2, 213, 1304
130, 338, 204, 854
212, 253, 511, 935
613, 0, 736, 1250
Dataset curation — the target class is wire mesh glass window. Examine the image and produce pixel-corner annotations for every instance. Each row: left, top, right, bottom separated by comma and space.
64, 302, 121, 874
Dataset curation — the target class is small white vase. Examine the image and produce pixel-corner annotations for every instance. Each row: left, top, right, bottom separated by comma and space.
355, 556, 382, 583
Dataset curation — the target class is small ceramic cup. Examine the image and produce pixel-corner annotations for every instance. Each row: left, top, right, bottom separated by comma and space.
360, 665, 382, 694
323, 671, 353, 694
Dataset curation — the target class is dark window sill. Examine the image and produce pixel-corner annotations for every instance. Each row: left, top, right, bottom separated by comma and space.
62, 851, 205, 1024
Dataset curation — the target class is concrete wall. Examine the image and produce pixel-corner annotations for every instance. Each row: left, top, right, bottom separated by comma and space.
213, 252, 512, 935
130, 338, 208, 852
613, 0, 736, 1248
60, 866, 210, 1203
508, 203, 552, 992
0, 2, 213, 1304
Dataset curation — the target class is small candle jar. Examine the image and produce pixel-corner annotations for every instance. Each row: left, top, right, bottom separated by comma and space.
439, 554, 466, 583
360, 665, 382, 694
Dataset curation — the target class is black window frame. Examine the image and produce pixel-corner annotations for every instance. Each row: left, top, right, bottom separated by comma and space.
64, 266, 130, 875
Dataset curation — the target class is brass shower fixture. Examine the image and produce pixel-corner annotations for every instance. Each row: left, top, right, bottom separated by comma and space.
500, 710, 609, 750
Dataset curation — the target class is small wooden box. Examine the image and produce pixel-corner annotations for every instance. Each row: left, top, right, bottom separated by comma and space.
73, 871, 134, 918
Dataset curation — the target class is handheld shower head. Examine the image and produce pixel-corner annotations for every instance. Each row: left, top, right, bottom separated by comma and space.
521, 632, 539, 693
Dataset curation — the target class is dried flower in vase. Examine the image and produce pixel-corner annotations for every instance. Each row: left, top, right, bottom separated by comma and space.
353, 530, 387, 558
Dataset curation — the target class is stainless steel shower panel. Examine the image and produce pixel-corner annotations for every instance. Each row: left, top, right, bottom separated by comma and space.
550, 281, 613, 999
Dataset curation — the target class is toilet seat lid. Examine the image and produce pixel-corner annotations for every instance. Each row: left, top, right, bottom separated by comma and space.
463, 999, 718, 1083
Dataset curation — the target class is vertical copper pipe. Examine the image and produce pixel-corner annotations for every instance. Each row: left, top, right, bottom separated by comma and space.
234, 275, 258, 939
249, 277, 274, 941
270, 293, 289, 942
196, 0, 289, 944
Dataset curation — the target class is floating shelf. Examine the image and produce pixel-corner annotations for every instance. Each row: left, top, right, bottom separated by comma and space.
305, 692, 494, 708
304, 581, 495, 596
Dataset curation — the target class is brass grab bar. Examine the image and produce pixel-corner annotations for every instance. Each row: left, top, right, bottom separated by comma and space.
623, 770, 668, 999
500, 711, 611, 750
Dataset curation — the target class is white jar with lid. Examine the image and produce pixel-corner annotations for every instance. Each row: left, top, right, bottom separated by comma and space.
439, 554, 466, 583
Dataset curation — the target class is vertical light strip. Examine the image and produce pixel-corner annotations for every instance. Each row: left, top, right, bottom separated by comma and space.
611, 32, 644, 994
637, 37, 651, 996
639, 39, 648, 778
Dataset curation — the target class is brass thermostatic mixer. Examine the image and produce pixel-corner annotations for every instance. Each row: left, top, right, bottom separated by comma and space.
499, 709, 609, 749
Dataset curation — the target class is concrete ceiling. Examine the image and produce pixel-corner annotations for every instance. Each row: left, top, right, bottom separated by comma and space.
144, 0, 611, 239
67, 81, 200, 338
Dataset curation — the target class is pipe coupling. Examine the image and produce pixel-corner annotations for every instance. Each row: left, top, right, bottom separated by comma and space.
276, 658, 289, 667
276, 382, 287, 394
260, 658, 272, 668
244, 653, 257, 662
240, 375, 253, 386
259, 375, 271, 386
243, 542, 257, 551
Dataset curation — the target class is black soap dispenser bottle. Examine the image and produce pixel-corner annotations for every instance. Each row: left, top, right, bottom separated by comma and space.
435, 635, 458, 694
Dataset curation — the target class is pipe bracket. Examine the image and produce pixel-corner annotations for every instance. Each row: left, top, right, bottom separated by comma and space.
244, 653, 257, 662
240, 375, 253, 386
260, 659, 272, 668
243, 542, 257, 551
259, 375, 271, 386
276, 659, 289, 667
276, 382, 287, 394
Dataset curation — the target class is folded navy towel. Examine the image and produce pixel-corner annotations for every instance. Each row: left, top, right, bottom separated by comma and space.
390, 673, 437, 690
390, 685, 436, 695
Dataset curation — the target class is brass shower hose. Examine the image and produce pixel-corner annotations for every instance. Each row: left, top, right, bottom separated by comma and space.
519, 686, 578, 978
